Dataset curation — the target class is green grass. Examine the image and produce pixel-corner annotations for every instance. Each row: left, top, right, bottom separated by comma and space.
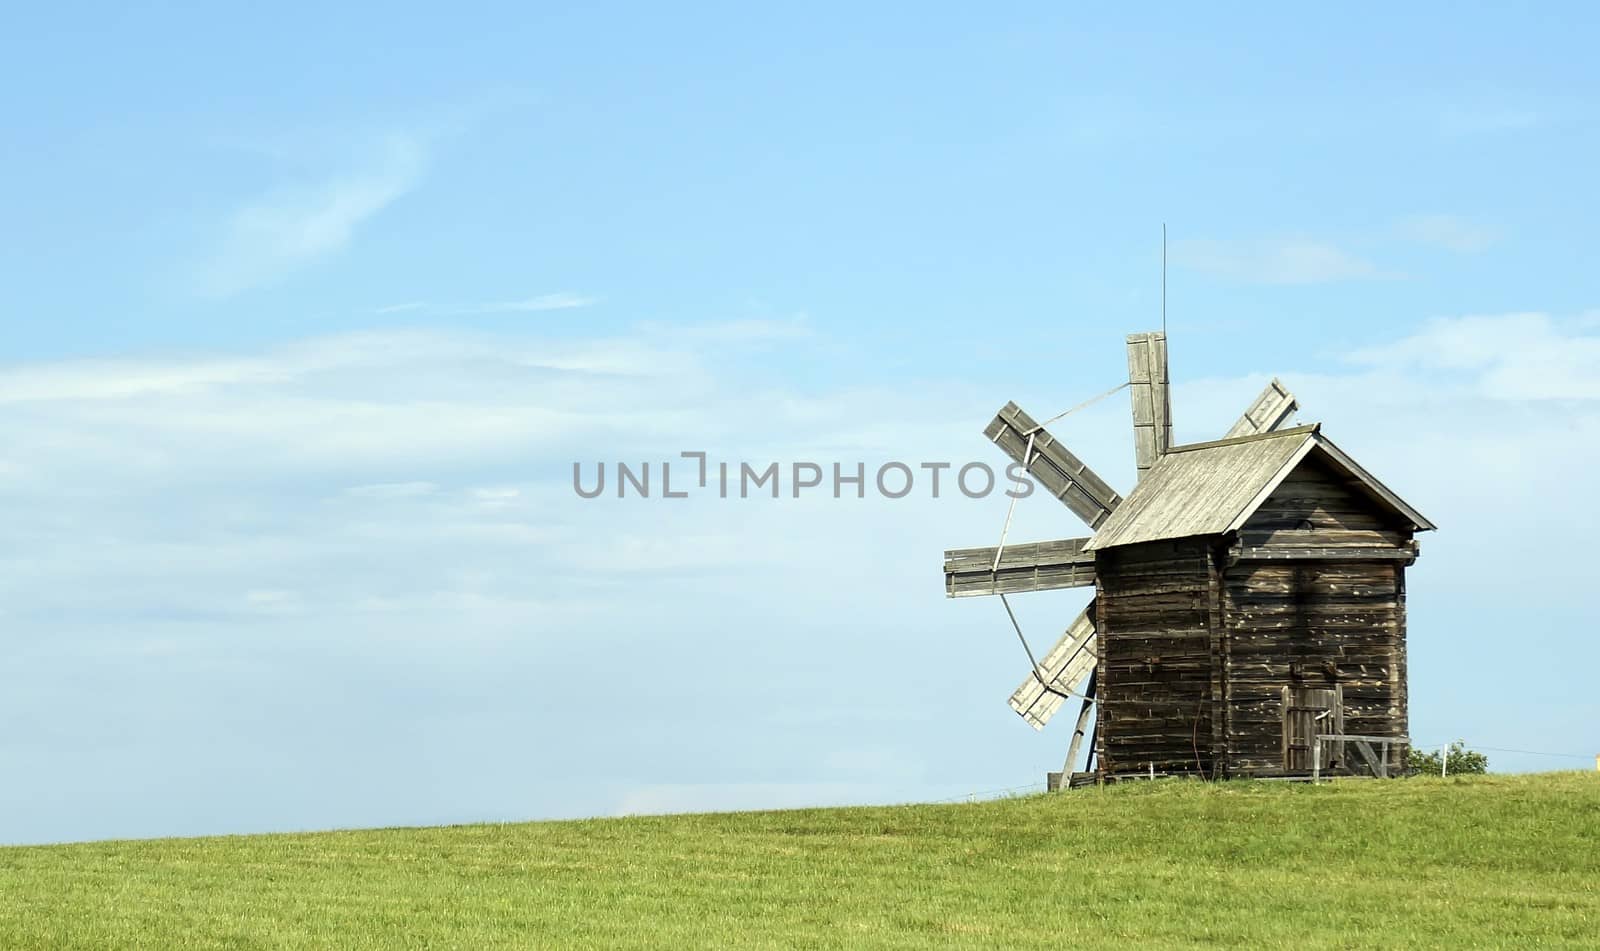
3, 773, 1598, 949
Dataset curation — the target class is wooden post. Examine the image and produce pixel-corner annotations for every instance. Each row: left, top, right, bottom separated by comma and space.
1087, 718, 1100, 776
1061, 667, 1099, 783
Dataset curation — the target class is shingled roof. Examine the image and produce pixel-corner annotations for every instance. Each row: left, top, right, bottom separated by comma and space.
1082, 424, 1434, 551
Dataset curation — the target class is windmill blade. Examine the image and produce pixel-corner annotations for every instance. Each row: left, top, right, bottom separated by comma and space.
1127, 331, 1173, 478
985, 402, 1123, 530
1008, 604, 1098, 730
1226, 378, 1299, 438
944, 538, 1095, 598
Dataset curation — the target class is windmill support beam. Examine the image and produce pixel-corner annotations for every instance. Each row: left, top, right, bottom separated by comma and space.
943, 538, 1096, 598
1127, 331, 1173, 478
1061, 666, 1099, 781
984, 402, 1123, 530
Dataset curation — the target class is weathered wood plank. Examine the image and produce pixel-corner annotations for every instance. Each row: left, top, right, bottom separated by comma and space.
943, 537, 1096, 598
1127, 331, 1173, 477
1238, 528, 1408, 548
1232, 545, 1417, 563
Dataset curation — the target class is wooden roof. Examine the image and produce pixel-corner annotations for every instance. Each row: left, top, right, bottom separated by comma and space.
1083, 424, 1434, 551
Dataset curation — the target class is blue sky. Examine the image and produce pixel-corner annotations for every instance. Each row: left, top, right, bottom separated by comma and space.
2, 4, 1598, 844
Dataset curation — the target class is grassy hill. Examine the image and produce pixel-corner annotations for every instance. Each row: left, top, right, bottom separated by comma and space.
2, 773, 1597, 948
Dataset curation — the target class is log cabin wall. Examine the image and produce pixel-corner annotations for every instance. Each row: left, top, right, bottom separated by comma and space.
1221, 455, 1411, 775
1094, 538, 1217, 777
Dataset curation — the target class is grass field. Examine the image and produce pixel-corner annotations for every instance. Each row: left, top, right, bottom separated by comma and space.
2, 773, 1597, 949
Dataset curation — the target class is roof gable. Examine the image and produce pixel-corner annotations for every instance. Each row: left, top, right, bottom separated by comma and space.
1083, 425, 1433, 551
1240, 453, 1403, 533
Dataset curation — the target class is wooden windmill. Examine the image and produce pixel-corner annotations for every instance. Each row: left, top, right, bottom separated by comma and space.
943, 332, 1433, 785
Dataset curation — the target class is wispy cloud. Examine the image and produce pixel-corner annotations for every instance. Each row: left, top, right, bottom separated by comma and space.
472, 292, 597, 313
635, 315, 813, 343
1346, 312, 1600, 400
367, 295, 595, 318
343, 481, 439, 500
197, 135, 426, 297
1395, 214, 1498, 253
0, 329, 680, 407
5, 312, 1600, 843
1172, 238, 1392, 285
375, 301, 428, 315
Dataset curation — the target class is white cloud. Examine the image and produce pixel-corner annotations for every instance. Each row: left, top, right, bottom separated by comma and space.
5, 311, 1599, 843
0, 327, 682, 402
344, 481, 439, 499
244, 589, 303, 615
198, 135, 425, 296
1346, 312, 1600, 400
473, 292, 596, 313
1396, 214, 1498, 253
637, 315, 813, 342
469, 486, 522, 509
375, 301, 428, 314
367, 295, 598, 318
1171, 238, 1391, 284
0, 356, 295, 403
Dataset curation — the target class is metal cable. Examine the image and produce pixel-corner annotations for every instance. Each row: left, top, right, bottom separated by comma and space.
1411, 741, 1593, 761
1000, 593, 1094, 704
1023, 380, 1130, 435
991, 382, 1123, 709
991, 432, 1035, 572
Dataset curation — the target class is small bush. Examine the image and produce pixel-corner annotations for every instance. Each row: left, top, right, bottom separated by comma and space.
1408, 741, 1489, 776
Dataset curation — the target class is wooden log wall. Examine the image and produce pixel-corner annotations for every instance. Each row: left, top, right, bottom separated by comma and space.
1220, 562, 1406, 774
1095, 539, 1217, 777
1222, 455, 1412, 775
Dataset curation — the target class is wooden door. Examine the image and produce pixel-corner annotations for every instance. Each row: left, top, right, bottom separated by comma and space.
1282, 686, 1344, 772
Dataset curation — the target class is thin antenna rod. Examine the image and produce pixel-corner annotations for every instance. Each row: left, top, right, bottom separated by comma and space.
1162, 223, 1174, 449
1161, 223, 1167, 338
